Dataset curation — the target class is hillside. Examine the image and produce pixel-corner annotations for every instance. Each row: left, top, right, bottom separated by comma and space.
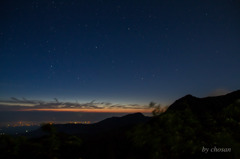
167, 90, 240, 114
26, 112, 150, 137
1, 90, 240, 159
133, 90, 240, 159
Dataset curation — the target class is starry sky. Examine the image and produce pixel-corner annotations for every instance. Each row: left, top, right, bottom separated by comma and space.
0, 0, 240, 124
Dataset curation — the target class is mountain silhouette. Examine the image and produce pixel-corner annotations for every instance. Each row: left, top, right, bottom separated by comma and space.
134, 90, 240, 159
97, 112, 149, 128
166, 90, 240, 114
28, 112, 150, 137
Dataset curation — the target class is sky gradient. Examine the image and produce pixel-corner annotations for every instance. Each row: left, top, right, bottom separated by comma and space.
0, 0, 240, 125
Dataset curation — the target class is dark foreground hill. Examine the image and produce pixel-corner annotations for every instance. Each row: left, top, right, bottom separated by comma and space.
1, 90, 240, 159
134, 90, 240, 159
56, 112, 150, 134
26, 112, 150, 137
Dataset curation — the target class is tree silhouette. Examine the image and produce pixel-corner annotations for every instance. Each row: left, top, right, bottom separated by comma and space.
149, 102, 167, 116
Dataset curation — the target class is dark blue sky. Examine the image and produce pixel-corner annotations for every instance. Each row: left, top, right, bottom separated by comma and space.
1, 0, 240, 106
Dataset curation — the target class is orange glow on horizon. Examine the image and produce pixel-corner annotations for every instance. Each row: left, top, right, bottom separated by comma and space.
19, 108, 153, 113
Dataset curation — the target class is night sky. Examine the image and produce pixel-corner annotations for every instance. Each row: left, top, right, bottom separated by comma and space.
0, 0, 240, 125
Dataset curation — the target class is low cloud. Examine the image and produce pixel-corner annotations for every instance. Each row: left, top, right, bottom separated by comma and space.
0, 97, 150, 112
